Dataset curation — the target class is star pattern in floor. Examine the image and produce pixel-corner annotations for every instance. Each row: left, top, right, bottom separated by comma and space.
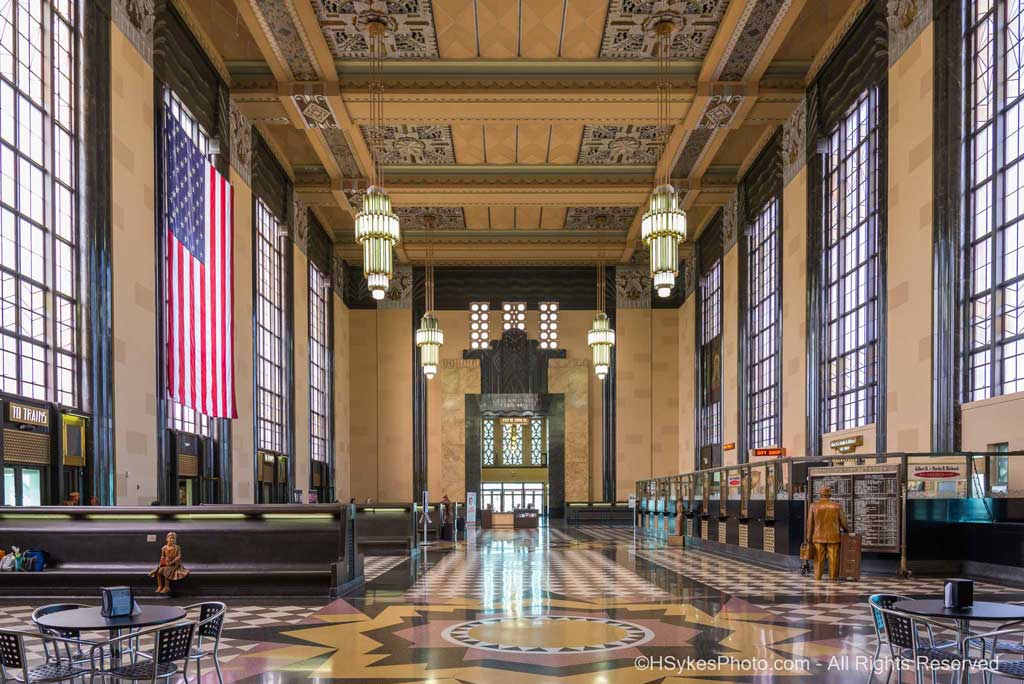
2, 524, 1022, 684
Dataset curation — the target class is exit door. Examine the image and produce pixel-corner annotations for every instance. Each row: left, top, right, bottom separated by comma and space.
3, 466, 44, 506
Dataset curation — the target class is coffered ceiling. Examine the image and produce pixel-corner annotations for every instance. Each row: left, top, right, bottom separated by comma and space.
181, 0, 858, 265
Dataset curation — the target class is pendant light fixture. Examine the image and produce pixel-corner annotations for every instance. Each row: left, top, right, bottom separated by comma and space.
641, 19, 687, 298
588, 264, 615, 381
355, 18, 400, 300
415, 215, 443, 379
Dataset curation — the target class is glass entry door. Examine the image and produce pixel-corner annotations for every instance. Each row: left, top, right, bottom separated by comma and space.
3, 466, 43, 506
481, 481, 546, 513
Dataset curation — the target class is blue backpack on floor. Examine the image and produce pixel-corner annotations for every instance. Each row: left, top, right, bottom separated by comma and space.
22, 548, 48, 571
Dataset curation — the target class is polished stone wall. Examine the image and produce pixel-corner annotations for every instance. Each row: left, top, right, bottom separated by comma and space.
548, 359, 590, 502
440, 359, 479, 500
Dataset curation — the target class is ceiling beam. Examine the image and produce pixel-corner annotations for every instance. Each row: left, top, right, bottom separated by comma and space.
232, 81, 804, 125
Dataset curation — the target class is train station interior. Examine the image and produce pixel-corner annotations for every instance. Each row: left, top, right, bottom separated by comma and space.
2, 0, 1024, 682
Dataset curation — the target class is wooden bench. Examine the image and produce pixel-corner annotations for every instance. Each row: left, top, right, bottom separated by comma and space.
0, 504, 363, 597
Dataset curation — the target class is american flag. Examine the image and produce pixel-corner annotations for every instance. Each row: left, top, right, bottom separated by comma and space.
163, 109, 236, 418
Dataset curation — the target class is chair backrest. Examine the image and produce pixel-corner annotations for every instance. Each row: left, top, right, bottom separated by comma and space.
869, 594, 905, 635
0, 631, 26, 670
155, 622, 195, 666
881, 607, 916, 650
197, 603, 226, 639
33, 603, 86, 638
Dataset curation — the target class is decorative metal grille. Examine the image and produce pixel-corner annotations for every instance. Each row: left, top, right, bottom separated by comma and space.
482, 418, 495, 466
530, 418, 543, 465
501, 421, 524, 466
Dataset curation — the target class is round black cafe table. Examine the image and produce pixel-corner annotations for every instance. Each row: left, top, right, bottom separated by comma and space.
893, 599, 1024, 647
34, 604, 187, 644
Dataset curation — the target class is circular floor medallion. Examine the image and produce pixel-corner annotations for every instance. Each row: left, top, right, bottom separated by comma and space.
441, 615, 653, 654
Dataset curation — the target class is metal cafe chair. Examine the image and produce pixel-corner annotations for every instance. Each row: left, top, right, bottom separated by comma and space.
30, 605, 91, 666
961, 622, 1024, 684
0, 629, 93, 684
88, 622, 195, 684
867, 594, 913, 684
875, 604, 963, 684
181, 603, 226, 684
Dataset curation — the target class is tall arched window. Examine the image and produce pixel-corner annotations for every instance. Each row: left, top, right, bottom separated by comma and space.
821, 89, 882, 432
746, 198, 781, 448
0, 0, 82, 407
254, 198, 285, 455
308, 262, 330, 465
964, 0, 1024, 400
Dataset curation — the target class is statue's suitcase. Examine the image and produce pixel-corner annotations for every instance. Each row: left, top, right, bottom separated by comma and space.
839, 532, 862, 581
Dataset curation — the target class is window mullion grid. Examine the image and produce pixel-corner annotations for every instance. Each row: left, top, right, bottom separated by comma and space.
991, 0, 1008, 395
964, 3, 992, 400
867, 90, 879, 425
43, 0, 58, 405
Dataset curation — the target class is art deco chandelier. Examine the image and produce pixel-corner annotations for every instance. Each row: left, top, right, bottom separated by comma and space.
641, 19, 687, 298
588, 265, 615, 381
355, 18, 400, 300
415, 216, 443, 380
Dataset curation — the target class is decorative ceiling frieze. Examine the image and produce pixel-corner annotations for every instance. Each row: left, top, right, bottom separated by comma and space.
716, 0, 793, 81
577, 125, 669, 165
294, 93, 339, 128
395, 207, 466, 230
564, 207, 637, 231
600, 0, 728, 59
251, 0, 319, 80
311, 0, 439, 59
887, 0, 932, 66
781, 96, 806, 186
359, 124, 455, 165
320, 128, 363, 177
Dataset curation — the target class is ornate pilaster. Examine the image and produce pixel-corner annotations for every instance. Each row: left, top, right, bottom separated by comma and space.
781, 96, 807, 186
332, 255, 347, 301
112, 0, 154, 64
721, 192, 739, 253
292, 197, 309, 254
615, 266, 652, 309
377, 266, 413, 310
229, 101, 253, 186
888, 0, 933, 66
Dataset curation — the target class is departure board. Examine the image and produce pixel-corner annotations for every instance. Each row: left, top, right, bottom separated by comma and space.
808, 465, 900, 553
